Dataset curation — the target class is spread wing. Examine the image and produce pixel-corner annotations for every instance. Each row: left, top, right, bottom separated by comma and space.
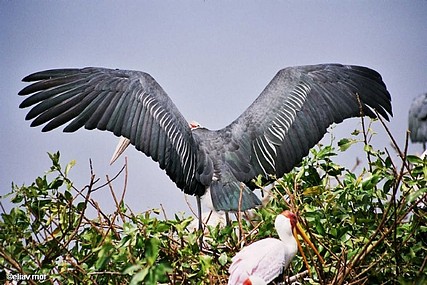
19, 67, 205, 196
223, 64, 392, 180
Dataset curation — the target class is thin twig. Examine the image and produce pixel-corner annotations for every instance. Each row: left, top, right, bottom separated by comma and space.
237, 182, 244, 243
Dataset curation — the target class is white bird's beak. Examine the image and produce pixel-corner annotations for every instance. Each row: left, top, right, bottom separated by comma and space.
293, 222, 324, 275
110, 136, 131, 165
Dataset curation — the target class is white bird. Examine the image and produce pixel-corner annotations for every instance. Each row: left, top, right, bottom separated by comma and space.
228, 210, 323, 285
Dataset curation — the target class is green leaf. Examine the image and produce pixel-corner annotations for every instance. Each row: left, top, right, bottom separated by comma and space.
36, 176, 47, 190
407, 187, 427, 203
64, 160, 76, 176
146, 238, 159, 265
48, 151, 61, 170
123, 264, 142, 275
49, 178, 64, 189
338, 138, 358, 151
130, 268, 149, 285
218, 252, 228, 266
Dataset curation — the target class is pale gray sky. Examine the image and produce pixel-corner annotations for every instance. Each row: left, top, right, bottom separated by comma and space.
1, 1, 426, 217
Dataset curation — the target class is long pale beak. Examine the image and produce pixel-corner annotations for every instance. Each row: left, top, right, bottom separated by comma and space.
110, 136, 131, 165
293, 223, 324, 276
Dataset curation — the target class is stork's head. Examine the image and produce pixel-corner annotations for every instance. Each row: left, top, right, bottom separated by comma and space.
282, 210, 297, 229
279, 210, 324, 275
189, 120, 201, 130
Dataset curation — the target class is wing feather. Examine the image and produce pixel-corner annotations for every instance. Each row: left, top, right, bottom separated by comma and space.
225, 64, 392, 179
19, 67, 205, 196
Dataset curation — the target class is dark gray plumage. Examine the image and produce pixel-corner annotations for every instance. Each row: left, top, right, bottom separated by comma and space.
408, 93, 427, 150
18, 64, 392, 212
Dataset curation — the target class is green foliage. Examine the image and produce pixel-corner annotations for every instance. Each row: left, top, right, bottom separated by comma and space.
1, 122, 426, 284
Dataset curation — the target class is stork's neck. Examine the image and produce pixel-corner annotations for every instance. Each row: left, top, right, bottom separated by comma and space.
277, 222, 294, 241
275, 215, 298, 261
275, 215, 296, 244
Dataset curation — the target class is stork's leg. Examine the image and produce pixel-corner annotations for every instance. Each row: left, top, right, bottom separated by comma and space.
196, 195, 203, 250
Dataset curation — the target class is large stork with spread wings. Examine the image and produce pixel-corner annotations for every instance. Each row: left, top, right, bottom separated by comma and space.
18, 64, 392, 215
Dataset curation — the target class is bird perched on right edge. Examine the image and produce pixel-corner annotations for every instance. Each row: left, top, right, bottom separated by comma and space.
228, 211, 323, 285
408, 93, 427, 151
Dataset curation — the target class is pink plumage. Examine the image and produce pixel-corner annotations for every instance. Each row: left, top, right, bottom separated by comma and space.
228, 211, 298, 285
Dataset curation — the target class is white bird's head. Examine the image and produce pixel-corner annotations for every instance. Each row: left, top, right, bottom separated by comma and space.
275, 210, 297, 240
189, 120, 201, 130
278, 210, 324, 275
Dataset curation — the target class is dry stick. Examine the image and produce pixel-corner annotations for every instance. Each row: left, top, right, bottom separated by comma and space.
277, 177, 324, 280
65, 255, 99, 285
238, 222, 263, 247
276, 176, 324, 278
333, 119, 384, 283
71, 183, 99, 214
353, 250, 388, 280
119, 156, 129, 220
418, 254, 427, 279
18, 185, 60, 263
376, 111, 413, 175
337, 114, 411, 284
348, 275, 369, 285
37, 163, 98, 280
102, 159, 130, 239
98, 190, 121, 241
274, 179, 295, 212
66, 159, 125, 264
237, 182, 244, 244
60, 164, 96, 251
160, 203, 168, 221
40, 164, 96, 267
274, 182, 293, 210
69, 157, 126, 219
355, 93, 372, 172
88, 194, 118, 229
380, 135, 410, 228
350, 157, 362, 173
285, 270, 310, 283
243, 210, 258, 229
87, 271, 124, 276
377, 119, 414, 278
335, 201, 389, 283
0, 248, 38, 285
0, 200, 6, 215
92, 160, 126, 192
107, 161, 128, 223
297, 214, 324, 280
184, 194, 198, 218
400, 192, 427, 224
332, 248, 348, 285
